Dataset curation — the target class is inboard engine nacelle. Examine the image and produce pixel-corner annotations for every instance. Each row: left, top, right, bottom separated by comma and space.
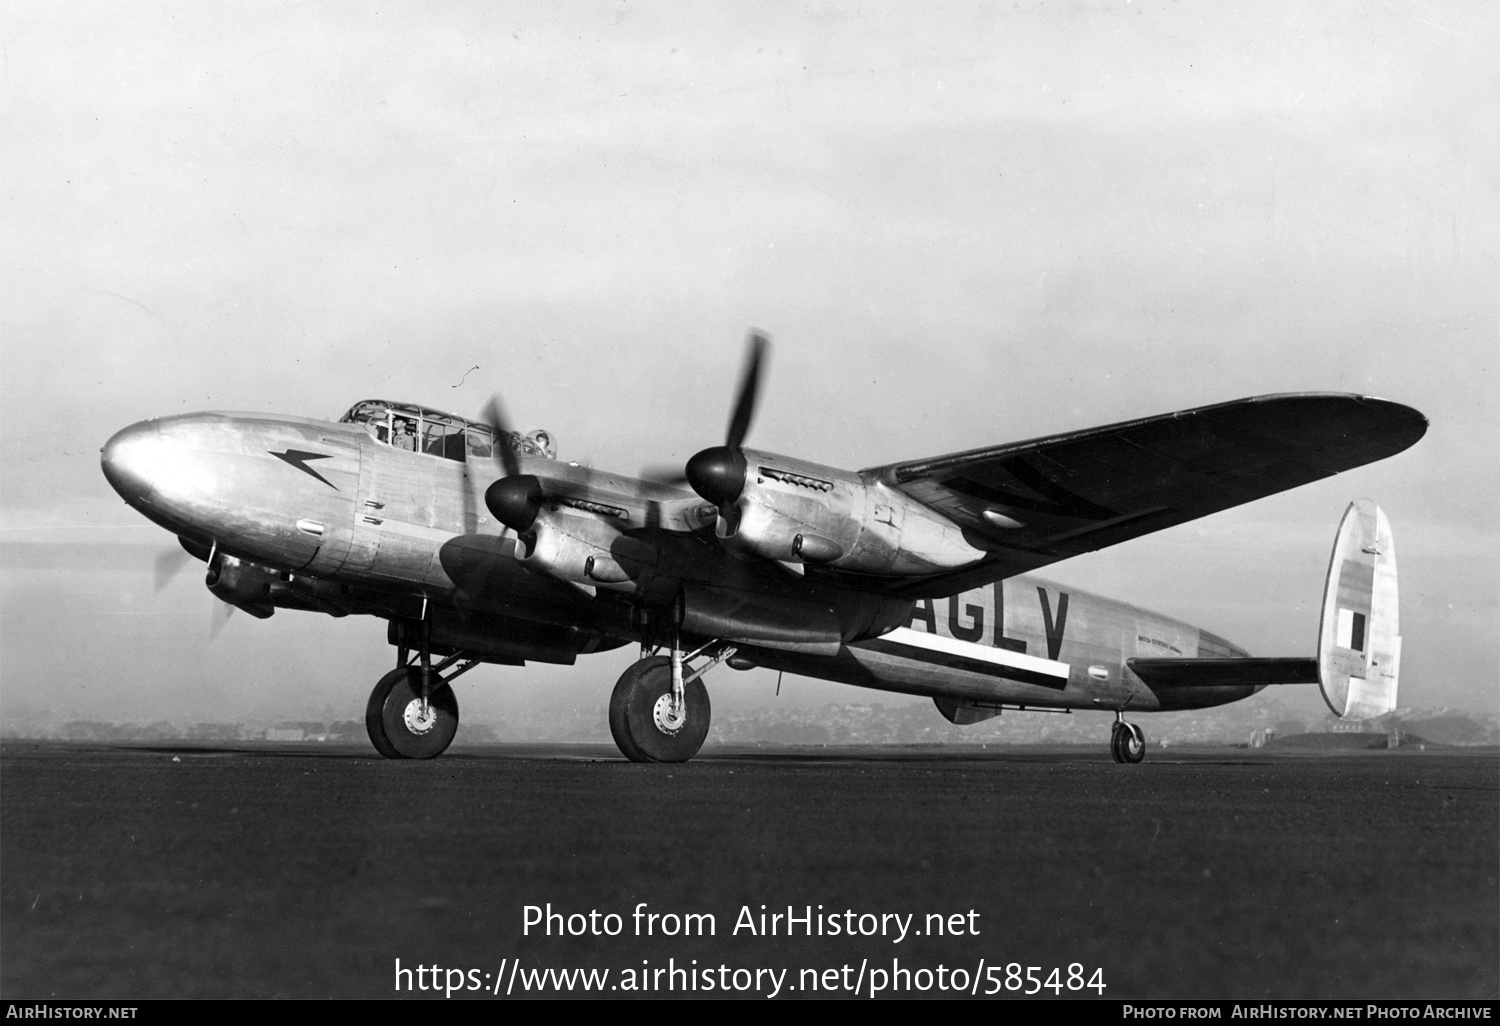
515, 508, 658, 588
688, 446, 987, 575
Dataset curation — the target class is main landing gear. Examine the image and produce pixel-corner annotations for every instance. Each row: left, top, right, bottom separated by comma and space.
1110, 713, 1145, 764
366, 616, 479, 759
609, 634, 736, 763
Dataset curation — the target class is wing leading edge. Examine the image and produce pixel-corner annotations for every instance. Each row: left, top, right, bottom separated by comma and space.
831, 394, 1425, 599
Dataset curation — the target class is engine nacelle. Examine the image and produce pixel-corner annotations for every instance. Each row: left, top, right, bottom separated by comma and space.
713, 448, 988, 576
514, 507, 658, 589
205, 552, 276, 618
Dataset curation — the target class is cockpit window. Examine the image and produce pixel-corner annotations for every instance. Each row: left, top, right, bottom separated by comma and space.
391, 416, 420, 452
465, 426, 493, 459
422, 421, 466, 462
341, 400, 555, 465
340, 401, 388, 426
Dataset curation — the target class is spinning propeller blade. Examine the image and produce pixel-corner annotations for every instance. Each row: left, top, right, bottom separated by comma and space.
480, 393, 545, 534
155, 534, 212, 593
209, 599, 234, 641
685, 331, 770, 515
635, 464, 691, 488
153, 547, 193, 593
479, 395, 522, 479
725, 330, 767, 451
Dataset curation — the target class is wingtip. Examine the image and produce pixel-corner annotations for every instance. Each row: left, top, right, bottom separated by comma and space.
1355, 395, 1429, 447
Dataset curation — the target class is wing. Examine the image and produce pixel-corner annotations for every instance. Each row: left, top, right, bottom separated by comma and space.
832, 393, 1426, 598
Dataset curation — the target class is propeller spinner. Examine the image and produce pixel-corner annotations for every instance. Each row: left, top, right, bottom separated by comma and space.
480, 395, 546, 534
684, 331, 767, 516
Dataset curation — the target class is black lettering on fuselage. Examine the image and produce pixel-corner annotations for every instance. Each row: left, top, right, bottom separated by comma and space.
908, 597, 937, 633
948, 593, 984, 642
992, 582, 1026, 652
1037, 587, 1069, 660
913, 584, 1066, 658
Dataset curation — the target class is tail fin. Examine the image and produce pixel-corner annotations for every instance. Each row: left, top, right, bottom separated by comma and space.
1317, 499, 1401, 719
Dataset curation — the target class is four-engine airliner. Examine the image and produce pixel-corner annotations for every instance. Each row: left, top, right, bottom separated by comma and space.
99, 333, 1424, 762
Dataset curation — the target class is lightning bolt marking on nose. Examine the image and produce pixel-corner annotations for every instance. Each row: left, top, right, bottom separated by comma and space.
269, 449, 338, 490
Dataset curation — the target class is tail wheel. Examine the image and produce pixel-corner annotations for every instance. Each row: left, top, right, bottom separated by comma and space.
608, 656, 711, 763
1110, 721, 1146, 764
366, 666, 459, 760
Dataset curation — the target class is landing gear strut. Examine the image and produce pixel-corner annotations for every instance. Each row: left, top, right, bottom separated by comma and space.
1110, 714, 1145, 764
608, 634, 734, 763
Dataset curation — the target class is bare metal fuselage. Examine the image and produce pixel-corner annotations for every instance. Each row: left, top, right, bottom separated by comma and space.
102, 410, 1261, 715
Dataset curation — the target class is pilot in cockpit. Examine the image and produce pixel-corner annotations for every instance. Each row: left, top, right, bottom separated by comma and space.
392, 417, 417, 451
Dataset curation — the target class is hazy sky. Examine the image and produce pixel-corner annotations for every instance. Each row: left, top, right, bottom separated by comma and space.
2, 1, 1495, 728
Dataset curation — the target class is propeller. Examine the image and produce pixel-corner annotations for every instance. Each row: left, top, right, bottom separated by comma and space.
146, 537, 235, 640
153, 547, 193, 593
154, 534, 213, 593
209, 598, 234, 641
685, 331, 768, 519
480, 394, 546, 535
479, 395, 523, 479
635, 463, 692, 488
726, 329, 766, 452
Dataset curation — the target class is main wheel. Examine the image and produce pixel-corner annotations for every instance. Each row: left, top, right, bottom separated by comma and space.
608, 656, 710, 763
1119, 722, 1145, 764
366, 666, 459, 760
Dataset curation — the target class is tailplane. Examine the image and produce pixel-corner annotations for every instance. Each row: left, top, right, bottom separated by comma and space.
1317, 499, 1401, 719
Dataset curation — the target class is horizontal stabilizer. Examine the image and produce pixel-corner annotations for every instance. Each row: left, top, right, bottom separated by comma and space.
1128, 657, 1319, 688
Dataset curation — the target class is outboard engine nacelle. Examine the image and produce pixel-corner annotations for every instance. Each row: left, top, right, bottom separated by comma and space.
690, 446, 988, 576
205, 552, 276, 619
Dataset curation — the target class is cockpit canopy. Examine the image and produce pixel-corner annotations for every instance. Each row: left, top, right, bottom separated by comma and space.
339, 401, 556, 464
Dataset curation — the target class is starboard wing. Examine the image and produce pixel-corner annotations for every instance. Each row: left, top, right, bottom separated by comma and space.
837, 394, 1425, 599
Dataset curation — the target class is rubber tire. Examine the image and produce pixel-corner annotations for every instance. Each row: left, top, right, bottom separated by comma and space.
365, 666, 459, 760
1119, 722, 1145, 764
607, 659, 654, 763
1109, 722, 1126, 764
608, 656, 711, 763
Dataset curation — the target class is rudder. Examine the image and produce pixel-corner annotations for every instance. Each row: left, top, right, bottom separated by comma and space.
1317, 499, 1401, 719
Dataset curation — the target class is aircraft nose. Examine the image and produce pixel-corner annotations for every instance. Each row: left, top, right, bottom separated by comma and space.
100, 420, 161, 505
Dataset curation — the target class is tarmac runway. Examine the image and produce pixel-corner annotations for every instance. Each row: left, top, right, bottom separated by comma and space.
2, 740, 1495, 1000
